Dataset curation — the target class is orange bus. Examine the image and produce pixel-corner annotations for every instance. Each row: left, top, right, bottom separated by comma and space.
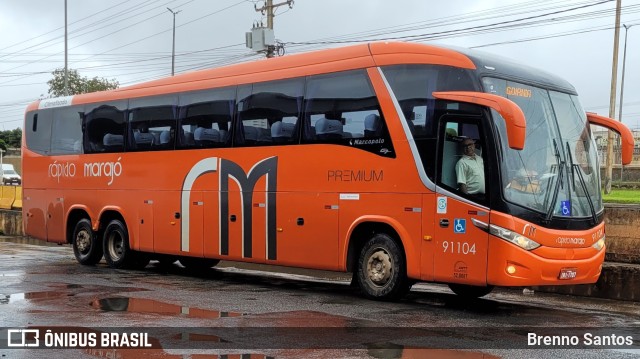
23, 42, 634, 300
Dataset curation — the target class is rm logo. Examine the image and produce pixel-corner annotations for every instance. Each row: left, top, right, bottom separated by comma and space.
181, 157, 278, 260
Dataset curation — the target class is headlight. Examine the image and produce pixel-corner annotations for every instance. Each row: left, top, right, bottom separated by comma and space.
591, 235, 605, 251
490, 224, 540, 250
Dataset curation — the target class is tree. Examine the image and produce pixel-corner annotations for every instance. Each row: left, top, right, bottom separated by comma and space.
0, 129, 20, 149
47, 68, 119, 97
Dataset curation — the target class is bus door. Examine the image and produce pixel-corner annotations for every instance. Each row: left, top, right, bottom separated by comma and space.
432, 118, 489, 286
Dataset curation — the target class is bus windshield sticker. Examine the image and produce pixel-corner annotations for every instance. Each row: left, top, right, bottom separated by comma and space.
437, 197, 447, 214
561, 200, 571, 216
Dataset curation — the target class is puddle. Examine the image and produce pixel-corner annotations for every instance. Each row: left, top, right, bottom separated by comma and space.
0, 237, 63, 247
91, 297, 245, 318
0, 290, 71, 304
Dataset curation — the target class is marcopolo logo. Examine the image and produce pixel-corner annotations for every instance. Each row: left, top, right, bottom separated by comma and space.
180, 156, 277, 260
556, 237, 585, 245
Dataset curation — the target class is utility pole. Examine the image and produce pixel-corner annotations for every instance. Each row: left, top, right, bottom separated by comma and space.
167, 7, 181, 76
64, 0, 68, 96
254, 0, 293, 57
604, 0, 622, 194
618, 24, 633, 181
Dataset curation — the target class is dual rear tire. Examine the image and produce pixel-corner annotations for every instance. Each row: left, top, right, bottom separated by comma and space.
72, 219, 103, 265
72, 218, 149, 269
102, 219, 150, 269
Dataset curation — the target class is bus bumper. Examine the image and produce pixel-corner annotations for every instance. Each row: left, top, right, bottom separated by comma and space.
486, 237, 605, 287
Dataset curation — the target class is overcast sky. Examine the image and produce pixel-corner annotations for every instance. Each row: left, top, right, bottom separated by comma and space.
0, 0, 638, 131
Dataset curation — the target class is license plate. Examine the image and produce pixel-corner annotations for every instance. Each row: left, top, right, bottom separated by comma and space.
558, 268, 577, 280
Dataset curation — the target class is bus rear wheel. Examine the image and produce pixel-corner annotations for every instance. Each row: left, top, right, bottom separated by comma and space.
356, 233, 411, 301
103, 219, 150, 269
448, 284, 494, 298
72, 218, 103, 265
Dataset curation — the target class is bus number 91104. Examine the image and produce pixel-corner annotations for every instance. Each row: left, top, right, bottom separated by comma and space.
442, 241, 476, 255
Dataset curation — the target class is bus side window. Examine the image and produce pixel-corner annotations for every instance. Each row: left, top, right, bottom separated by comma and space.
128, 96, 177, 152
178, 87, 235, 150
235, 78, 304, 147
303, 70, 393, 157
83, 102, 127, 154
25, 110, 53, 155
51, 106, 83, 155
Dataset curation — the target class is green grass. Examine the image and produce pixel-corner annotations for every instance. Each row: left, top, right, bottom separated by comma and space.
602, 188, 640, 204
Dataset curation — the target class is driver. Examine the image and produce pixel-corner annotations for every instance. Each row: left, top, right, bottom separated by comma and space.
456, 138, 485, 195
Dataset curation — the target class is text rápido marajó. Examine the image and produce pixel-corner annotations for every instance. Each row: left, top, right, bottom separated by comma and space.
48, 159, 122, 186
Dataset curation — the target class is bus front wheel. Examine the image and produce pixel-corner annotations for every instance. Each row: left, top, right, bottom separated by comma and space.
72, 218, 103, 265
356, 233, 411, 301
448, 284, 494, 298
103, 219, 150, 269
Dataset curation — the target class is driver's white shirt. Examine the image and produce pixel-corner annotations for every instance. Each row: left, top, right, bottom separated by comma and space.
456, 155, 485, 194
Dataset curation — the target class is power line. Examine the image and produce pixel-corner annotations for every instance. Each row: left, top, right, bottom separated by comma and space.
286, 0, 615, 46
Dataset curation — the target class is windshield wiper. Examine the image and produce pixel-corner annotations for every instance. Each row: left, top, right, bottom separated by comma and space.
566, 142, 597, 225
544, 139, 564, 223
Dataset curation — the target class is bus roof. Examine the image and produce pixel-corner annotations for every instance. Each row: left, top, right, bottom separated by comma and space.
27, 41, 577, 112
455, 46, 577, 94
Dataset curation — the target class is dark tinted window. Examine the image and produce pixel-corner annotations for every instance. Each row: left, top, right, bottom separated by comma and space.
25, 110, 53, 155
382, 65, 477, 177
303, 70, 393, 157
236, 78, 304, 147
84, 101, 127, 153
128, 96, 177, 151
84, 102, 127, 153
178, 87, 235, 149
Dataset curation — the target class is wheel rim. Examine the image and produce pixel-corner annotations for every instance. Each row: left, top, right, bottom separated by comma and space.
366, 247, 392, 286
76, 229, 91, 255
107, 231, 124, 261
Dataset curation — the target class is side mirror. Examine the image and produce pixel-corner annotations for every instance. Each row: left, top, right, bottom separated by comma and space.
586, 112, 635, 165
433, 91, 526, 150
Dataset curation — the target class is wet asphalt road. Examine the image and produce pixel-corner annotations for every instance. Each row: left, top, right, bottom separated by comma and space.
1, 237, 639, 359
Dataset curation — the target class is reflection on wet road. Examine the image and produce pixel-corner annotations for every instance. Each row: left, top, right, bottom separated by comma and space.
1, 237, 639, 358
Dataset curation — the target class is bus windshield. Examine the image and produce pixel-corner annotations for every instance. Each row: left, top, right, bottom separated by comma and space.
483, 78, 602, 219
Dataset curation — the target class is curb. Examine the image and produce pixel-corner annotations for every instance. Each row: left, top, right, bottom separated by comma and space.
533, 262, 640, 302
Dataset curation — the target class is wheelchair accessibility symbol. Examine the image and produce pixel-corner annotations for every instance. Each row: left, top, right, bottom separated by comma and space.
454, 219, 466, 234
561, 200, 571, 216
